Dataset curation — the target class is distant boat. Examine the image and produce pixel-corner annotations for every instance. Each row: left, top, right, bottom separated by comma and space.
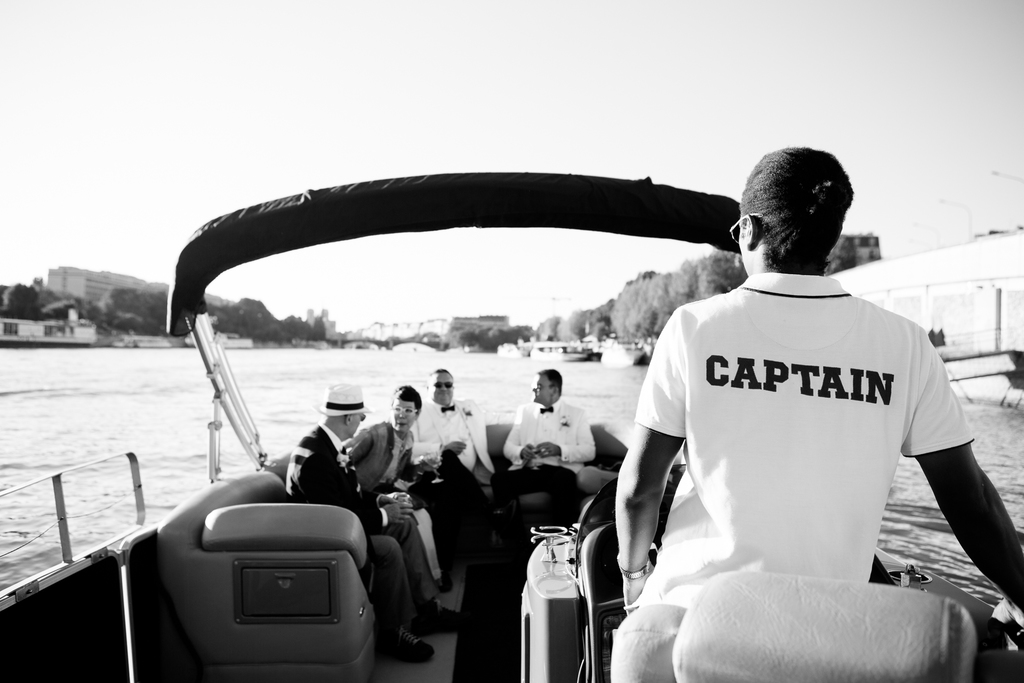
497, 342, 530, 358
0, 315, 97, 348
185, 333, 254, 349
220, 334, 255, 349
393, 342, 436, 352
600, 342, 649, 368
529, 341, 590, 362
113, 334, 174, 349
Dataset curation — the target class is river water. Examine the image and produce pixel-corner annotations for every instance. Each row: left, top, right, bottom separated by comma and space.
2, 347, 1022, 604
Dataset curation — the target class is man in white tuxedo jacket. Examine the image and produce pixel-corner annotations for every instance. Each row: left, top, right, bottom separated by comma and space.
492, 368, 596, 527
410, 369, 516, 587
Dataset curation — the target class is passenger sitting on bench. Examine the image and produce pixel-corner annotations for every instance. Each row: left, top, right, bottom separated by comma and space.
346, 384, 445, 589
286, 383, 468, 663
409, 369, 518, 590
491, 369, 596, 528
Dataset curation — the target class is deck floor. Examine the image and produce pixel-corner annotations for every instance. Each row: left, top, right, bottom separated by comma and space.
370, 561, 472, 683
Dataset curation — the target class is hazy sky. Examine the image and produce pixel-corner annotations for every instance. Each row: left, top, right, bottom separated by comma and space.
3, 1, 1022, 330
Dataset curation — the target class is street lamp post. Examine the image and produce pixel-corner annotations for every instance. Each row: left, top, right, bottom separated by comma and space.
992, 171, 1024, 232
938, 199, 973, 243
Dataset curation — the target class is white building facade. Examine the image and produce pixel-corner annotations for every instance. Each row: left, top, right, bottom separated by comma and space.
46, 267, 166, 306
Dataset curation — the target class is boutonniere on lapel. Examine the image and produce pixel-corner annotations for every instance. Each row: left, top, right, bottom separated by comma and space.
337, 447, 352, 471
560, 416, 570, 428
463, 408, 473, 417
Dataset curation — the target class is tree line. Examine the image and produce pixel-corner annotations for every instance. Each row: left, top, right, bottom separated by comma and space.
534, 237, 860, 344
534, 251, 747, 344
0, 281, 330, 343
2, 243, 857, 347
0, 253, 746, 346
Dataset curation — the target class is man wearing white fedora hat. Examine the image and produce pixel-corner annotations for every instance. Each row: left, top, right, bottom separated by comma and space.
287, 383, 467, 662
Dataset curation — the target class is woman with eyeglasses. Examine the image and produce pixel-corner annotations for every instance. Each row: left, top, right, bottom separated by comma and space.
347, 385, 431, 491
346, 384, 472, 635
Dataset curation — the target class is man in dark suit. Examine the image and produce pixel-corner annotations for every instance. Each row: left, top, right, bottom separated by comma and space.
286, 383, 468, 663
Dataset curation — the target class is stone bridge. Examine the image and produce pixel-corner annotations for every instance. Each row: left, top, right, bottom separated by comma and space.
340, 338, 442, 350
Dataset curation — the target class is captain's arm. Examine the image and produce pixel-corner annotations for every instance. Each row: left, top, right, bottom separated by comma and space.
917, 442, 1024, 609
616, 426, 684, 604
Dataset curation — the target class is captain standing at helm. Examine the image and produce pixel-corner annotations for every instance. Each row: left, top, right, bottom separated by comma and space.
612, 148, 1024, 681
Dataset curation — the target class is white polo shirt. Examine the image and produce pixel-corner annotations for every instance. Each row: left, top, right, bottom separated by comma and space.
635, 273, 972, 609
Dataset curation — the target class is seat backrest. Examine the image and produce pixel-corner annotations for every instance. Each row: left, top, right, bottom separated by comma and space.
675, 571, 977, 683
486, 423, 514, 461
484, 421, 627, 462
156, 472, 374, 683
158, 471, 287, 563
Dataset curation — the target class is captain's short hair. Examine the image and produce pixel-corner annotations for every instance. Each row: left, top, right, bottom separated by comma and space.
739, 148, 854, 274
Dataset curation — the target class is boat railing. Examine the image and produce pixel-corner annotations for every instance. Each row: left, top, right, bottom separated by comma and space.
937, 326, 1020, 357
190, 312, 267, 479
1, 453, 148, 679
0, 452, 145, 570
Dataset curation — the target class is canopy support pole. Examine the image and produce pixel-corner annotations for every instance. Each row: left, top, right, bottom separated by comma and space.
188, 313, 266, 479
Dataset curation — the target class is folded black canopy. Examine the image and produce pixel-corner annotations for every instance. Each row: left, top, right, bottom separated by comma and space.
167, 172, 740, 336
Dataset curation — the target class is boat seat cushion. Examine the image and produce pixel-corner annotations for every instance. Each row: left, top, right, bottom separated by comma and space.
673, 571, 977, 683
157, 471, 374, 683
203, 503, 368, 566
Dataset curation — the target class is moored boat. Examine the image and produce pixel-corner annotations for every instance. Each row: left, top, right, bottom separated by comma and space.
529, 340, 590, 362
112, 333, 174, 348
392, 341, 437, 352
0, 314, 97, 348
598, 341, 649, 368
497, 342, 530, 358
185, 332, 255, 349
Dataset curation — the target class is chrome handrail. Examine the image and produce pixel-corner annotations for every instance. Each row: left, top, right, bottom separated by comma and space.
0, 452, 145, 564
189, 312, 267, 478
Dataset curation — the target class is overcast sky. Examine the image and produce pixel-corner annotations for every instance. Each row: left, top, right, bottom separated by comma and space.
2, 1, 1022, 330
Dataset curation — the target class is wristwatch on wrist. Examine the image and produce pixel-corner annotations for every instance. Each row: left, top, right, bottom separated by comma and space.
619, 561, 652, 580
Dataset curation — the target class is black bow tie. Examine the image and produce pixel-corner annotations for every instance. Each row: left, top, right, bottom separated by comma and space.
539, 406, 554, 414
441, 405, 457, 413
